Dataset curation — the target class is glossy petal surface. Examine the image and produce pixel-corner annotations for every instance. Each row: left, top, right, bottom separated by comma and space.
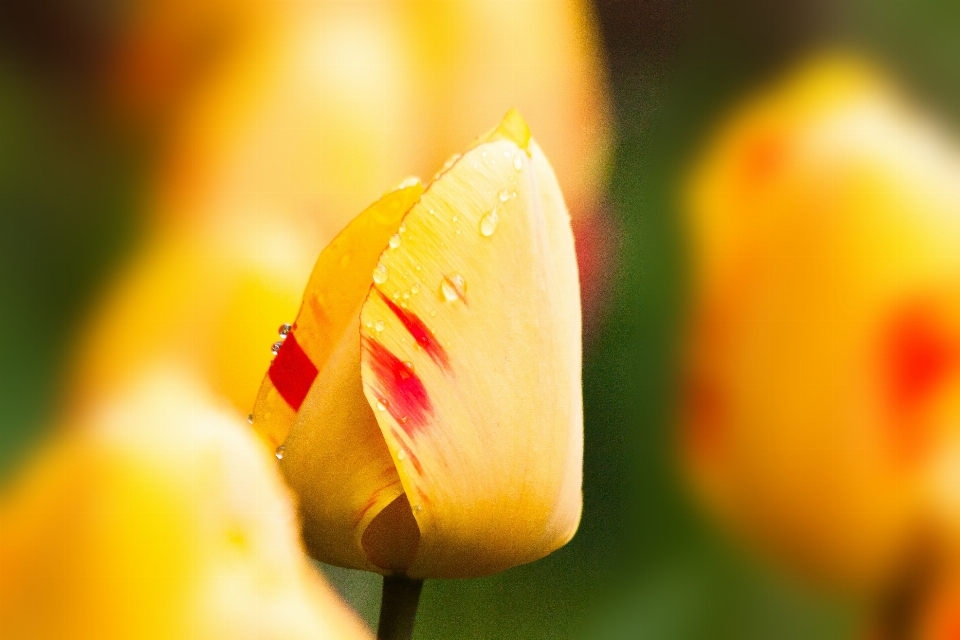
359, 113, 583, 578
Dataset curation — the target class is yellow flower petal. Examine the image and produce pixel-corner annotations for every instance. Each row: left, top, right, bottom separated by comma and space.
0, 368, 370, 640
251, 183, 424, 573
358, 111, 583, 578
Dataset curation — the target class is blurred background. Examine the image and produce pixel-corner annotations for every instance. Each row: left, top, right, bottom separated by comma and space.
1, 0, 959, 638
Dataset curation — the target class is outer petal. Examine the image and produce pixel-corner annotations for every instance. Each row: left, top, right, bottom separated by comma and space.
0, 368, 370, 640
251, 183, 423, 573
358, 111, 583, 578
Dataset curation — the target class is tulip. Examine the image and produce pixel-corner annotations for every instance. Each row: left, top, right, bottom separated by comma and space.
0, 367, 371, 640
680, 53, 960, 592
250, 111, 583, 582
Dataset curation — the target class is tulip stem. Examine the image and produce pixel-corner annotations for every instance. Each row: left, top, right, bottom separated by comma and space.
377, 574, 423, 640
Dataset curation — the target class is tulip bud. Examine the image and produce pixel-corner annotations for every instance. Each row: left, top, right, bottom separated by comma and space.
251, 111, 583, 579
681, 54, 960, 590
0, 369, 370, 640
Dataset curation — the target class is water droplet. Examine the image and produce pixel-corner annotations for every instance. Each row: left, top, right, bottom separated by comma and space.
452, 215, 458, 223
389, 234, 401, 249
430, 309, 437, 317
414, 504, 423, 513
513, 154, 524, 171
403, 291, 411, 300
397, 449, 406, 460
410, 283, 420, 295
376, 399, 388, 411
399, 416, 409, 424
416, 264, 422, 271
400, 301, 408, 308
403, 361, 414, 371
498, 189, 510, 202
275, 445, 286, 460
373, 263, 388, 284
392, 291, 401, 300
247, 413, 253, 424
455, 229, 462, 236
271, 341, 283, 355
440, 273, 467, 302
481, 150, 488, 158
366, 320, 373, 329
395, 176, 421, 190
503, 151, 511, 158
399, 222, 407, 233
278, 323, 293, 336
375, 320, 385, 333
480, 209, 499, 237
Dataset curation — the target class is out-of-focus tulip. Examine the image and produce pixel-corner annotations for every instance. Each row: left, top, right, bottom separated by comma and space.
681, 54, 960, 590
916, 568, 960, 640
0, 368, 371, 640
69, 0, 611, 422
251, 112, 583, 579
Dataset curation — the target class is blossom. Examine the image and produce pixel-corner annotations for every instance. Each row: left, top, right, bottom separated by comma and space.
0, 368, 371, 640
250, 111, 583, 579
681, 54, 960, 589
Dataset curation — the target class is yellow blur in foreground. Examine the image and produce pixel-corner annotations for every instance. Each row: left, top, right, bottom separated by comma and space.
682, 54, 960, 590
0, 369, 371, 640
252, 111, 583, 579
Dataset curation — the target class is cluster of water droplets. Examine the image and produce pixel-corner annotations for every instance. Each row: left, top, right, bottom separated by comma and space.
271, 323, 293, 356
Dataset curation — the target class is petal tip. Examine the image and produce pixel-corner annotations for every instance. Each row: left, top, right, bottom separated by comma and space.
488, 108, 531, 151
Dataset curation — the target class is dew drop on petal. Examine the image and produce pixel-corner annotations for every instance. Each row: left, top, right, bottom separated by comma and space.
403, 361, 414, 371
455, 229, 462, 236
271, 341, 283, 355
440, 273, 467, 302
366, 320, 373, 329
452, 215, 458, 223
480, 209, 499, 237
414, 504, 423, 513
247, 413, 253, 424
399, 222, 407, 233
403, 291, 411, 300
498, 189, 510, 202
275, 445, 286, 460
278, 323, 293, 336
389, 234, 401, 249
513, 154, 524, 171
373, 263, 388, 284
410, 283, 420, 295
430, 309, 437, 317
397, 449, 406, 460
375, 320, 385, 333
376, 399, 388, 411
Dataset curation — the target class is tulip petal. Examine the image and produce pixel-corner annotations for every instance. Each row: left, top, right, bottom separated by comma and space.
359, 111, 583, 578
251, 183, 424, 572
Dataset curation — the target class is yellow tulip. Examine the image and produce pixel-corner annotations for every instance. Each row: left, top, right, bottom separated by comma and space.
0, 368, 371, 640
681, 54, 960, 590
250, 111, 583, 579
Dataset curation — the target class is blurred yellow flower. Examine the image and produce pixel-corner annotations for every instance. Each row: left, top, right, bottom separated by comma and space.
251, 111, 583, 579
681, 54, 960, 590
0, 368, 371, 640
69, 0, 610, 422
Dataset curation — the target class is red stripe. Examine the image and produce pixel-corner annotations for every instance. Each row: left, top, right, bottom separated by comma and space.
363, 336, 432, 436
268, 333, 318, 411
375, 289, 450, 370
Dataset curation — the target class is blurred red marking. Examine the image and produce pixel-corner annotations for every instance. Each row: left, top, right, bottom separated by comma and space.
268, 333, 317, 411
363, 336, 433, 436
742, 131, 786, 185
884, 305, 955, 460
375, 289, 450, 370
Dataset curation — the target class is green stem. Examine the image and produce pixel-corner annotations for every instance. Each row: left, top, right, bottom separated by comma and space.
377, 575, 423, 640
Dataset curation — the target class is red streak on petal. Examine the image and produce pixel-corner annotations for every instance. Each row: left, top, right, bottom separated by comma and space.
268, 333, 318, 411
390, 428, 424, 476
363, 336, 433, 436
352, 479, 401, 528
375, 288, 450, 370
